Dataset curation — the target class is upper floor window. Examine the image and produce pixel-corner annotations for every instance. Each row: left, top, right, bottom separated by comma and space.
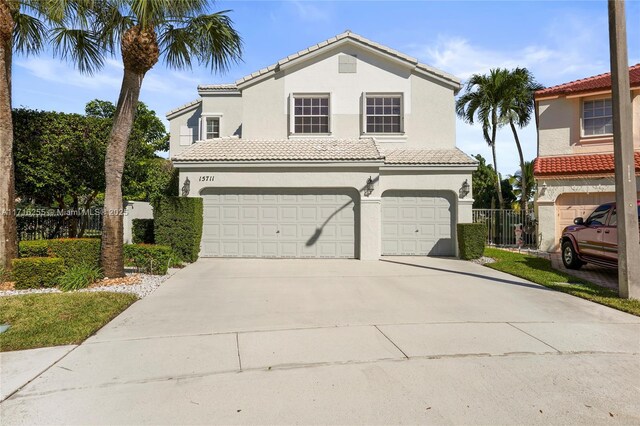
364, 94, 402, 133
292, 95, 330, 134
583, 98, 612, 136
205, 117, 220, 139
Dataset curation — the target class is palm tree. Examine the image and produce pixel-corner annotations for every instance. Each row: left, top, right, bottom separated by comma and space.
89, 1, 242, 277
456, 69, 510, 209
500, 68, 543, 214
0, 0, 89, 269
508, 161, 535, 212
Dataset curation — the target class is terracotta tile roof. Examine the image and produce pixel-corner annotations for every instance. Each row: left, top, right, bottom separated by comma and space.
535, 64, 640, 98
172, 138, 383, 162
533, 152, 640, 177
382, 148, 478, 165
165, 99, 201, 118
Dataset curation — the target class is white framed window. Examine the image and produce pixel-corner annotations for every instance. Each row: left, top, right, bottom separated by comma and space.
205, 117, 220, 139
363, 93, 403, 134
290, 94, 330, 134
582, 98, 612, 136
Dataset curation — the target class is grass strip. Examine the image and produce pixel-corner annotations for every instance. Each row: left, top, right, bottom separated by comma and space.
484, 247, 640, 317
0, 292, 138, 352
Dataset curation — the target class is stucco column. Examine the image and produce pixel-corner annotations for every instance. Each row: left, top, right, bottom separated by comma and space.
457, 199, 473, 224
360, 197, 381, 260
536, 201, 556, 252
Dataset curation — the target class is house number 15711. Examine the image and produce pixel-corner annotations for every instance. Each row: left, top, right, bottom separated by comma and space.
198, 176, 215, 182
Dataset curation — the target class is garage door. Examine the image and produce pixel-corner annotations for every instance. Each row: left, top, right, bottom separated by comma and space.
201, 189, 356, 258
555, 191, 639, 249
382, 191, 454, 256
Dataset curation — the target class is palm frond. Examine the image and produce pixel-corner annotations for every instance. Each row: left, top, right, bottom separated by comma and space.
159, 11, 242, 72
51, 27, 104, 74
13, 12, 47, 54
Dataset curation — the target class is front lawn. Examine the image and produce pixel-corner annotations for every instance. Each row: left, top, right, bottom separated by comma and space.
483, 247, 640, 317
0, 292, 138, 352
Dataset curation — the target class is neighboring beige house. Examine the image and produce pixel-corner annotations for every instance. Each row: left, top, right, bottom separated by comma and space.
167, 31, 477, 260
534, 64, 640, 252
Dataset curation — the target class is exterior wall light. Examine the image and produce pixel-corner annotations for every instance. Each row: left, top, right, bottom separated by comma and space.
364, 176, 375, 197
181, 177, 191, 197
540, 181, 547, 196
459, 179, 470, 198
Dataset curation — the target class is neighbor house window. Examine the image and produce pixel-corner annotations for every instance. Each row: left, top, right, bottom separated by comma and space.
205, 117, 220, 139
292, 95, 330, 134
583, 98, 612, 136
364, 94, 402, 133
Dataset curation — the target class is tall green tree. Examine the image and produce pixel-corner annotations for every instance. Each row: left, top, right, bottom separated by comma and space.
54, 1, 242, 277
508, 161, 535, 212
456, 69, 511, 209
0, 0, 94, 268
500, 68, 543, 213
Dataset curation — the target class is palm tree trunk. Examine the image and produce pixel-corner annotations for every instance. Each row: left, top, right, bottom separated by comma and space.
509, 120, 527, 214
490, 113, 504, 209
0, 5, 17, 270
101, 68, 144, 278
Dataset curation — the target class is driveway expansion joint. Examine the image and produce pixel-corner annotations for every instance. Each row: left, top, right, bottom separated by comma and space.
374, 325, 409, 359
506, 322, 562, 353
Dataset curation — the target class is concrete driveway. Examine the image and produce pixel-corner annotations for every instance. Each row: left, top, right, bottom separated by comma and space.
1, 257, 639, 424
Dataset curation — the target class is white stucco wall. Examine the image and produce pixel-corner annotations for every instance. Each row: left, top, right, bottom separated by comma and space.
168, 41, 458, 151
168, 104, 202, 157
123, 201, 154, 244
177, 165, 473, 259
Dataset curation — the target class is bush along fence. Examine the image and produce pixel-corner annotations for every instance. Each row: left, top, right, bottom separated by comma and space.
17, 209, 103, 241
457, 223, 487, 260
154, 197, 203, 263
472, 209, 538, 248
10, 238, 176, 289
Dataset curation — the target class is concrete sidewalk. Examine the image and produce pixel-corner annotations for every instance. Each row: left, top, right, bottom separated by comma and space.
1, 257, 638, 424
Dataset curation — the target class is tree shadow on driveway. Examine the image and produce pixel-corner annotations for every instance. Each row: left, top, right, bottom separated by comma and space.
380, 258, 556, 293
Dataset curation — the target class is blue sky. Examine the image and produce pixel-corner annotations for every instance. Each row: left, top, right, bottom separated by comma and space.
13, 0, 640, 176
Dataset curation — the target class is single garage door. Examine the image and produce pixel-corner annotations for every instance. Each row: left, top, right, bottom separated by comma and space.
201, 189, 356, 258
555, 191, 639, 249
382, 191, 454, 256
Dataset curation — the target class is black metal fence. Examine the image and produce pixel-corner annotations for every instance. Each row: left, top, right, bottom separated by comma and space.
472, 209, 538, 248
17, 210, 103, 241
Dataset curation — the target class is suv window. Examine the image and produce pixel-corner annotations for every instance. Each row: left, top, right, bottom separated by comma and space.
608, 209, 616, 227
585, 204, 611, 226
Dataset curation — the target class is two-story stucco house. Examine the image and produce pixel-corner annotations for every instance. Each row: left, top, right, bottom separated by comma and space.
166, 31, 477, 260
534, 64, 640, 252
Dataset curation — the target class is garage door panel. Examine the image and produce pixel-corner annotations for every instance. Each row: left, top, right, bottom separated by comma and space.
201, 190, 356, 258
382, 191, 454, 256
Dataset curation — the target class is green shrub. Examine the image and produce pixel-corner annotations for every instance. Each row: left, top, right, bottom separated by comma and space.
457, 223, 487, 260
58, 264, 103, 292
12, 257, 66, 289
19, 240, 50, 258
124, 244, 175, 275
132, 219, 155, 244
0, 265, 12, 283
154, 197, 203, 263
48, 238, 101, 269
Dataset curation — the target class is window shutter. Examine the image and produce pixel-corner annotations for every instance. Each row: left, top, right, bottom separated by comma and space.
179, 125, 194, 146
361, 92, 367, 134
289, 94, 294, 135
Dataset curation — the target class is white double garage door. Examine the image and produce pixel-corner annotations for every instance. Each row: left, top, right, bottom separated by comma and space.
201, 189, 454, 258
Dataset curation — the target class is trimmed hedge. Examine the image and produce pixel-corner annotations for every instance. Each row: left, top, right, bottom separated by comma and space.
132, 219, 155, 244
124, 244, 175, 275
457, 223, 487, 260
18, 238, 101, 270
19, 240, 49, 258
154, 197, 203, 263
12, 257, 66, 289
48, 238, 101, 269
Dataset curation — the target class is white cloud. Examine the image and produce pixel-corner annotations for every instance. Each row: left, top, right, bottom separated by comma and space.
16, 57, 122, 90
289, 0, 330, 22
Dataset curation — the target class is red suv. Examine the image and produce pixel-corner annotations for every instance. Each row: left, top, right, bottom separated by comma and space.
560, 200, 640, 269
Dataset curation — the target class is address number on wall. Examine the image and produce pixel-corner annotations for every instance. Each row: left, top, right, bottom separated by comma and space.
198, 176, 215, 182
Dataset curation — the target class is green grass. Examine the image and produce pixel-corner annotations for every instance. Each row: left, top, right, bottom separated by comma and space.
484, 247, 640, 317
0, 292, 138, 352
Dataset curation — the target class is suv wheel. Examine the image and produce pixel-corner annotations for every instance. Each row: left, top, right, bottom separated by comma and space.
561, 241, 583, 269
